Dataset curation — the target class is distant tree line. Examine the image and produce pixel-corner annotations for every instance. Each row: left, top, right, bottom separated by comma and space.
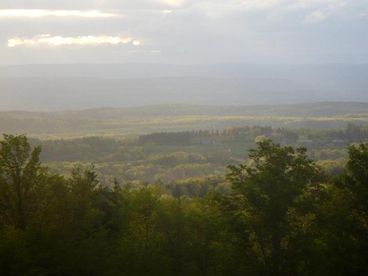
35, 124, 368, 163
138, 124, 368, 147
138, 126, 300, 146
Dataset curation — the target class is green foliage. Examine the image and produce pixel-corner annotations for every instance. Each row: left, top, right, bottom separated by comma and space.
224, 140, 324, 275
0, 134, 45, 230
33, 124, 368, 190
0, 134, 367, 275
320, 143, 368, 275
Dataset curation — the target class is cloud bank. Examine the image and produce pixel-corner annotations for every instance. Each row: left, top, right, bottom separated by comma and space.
0, 0, 367, 64
8, 35, 140, 47
0, 9, 118, 18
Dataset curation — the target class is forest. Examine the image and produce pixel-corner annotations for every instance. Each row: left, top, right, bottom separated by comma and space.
30, 123, 368, 191
0, 133, 367, 275
2, 0, 368, 274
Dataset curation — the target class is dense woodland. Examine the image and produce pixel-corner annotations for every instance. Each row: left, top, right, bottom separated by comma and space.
23, 124, 368, 192
0, 133, 367, 275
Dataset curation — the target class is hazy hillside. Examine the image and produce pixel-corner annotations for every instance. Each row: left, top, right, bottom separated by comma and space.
0, 64, 367, 111
1, 102, 368, 137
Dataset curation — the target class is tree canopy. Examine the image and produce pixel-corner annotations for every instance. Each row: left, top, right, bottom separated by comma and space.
0, 134, 367, 275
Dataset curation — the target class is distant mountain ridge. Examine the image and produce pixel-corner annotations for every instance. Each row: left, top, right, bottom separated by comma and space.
1, 102, 368, 137
1, 63, 367, 79
0, 64, 367, 111
59, 102, 368, 118
2, 101, 368, 118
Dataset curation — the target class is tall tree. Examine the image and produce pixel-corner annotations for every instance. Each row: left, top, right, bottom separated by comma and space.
329, 143, 368, 275
224, 140, 323, 275
0, 134, 43, 230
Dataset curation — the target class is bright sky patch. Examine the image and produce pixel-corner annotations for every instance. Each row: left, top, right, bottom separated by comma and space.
0, 9, 118, 18
8, 35, 140, 47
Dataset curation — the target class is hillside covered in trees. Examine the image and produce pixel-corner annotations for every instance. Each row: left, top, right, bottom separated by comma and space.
3, 0, 368, 274
22, 124, 367, 191
1, 134, 367, 275
2, 102, 368, 138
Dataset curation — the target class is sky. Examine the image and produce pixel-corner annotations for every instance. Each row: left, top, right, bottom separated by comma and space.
0, 0, 367, 65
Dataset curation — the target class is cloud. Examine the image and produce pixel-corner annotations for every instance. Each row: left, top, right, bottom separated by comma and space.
304, 10, 329, 24
132, 40, 141, 46
155, 0, 186, 7
7, 34, 141, 47
173, 0, 353, 21
189, 0, 280, 19
0, 9, 118, 18
1, 0, 367, 64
